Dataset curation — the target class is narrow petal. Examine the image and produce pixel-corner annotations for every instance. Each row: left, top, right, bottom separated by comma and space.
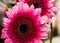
47, 2, 54, 8
33, 39, 43, 43
19, 0, 25, 2
29, 5, 34, 13
5, 38, 13, 43
17, 2, 24, 12
40, 15, 48, 24
12, 5, 19, 15
34, 8, 41, 16
38, 32, 48, 39
1, 33, 8, 39
50, 12, 55, 17
1, 28, 8, 39
40, 26, 51, 33
2, 18, 10, 27
51, 7, 57, 12
23, 3, 29, 12
49, 0, 55, 2
6, 8, 13, 19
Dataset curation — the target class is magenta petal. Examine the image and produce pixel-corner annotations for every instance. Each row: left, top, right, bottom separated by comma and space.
33, 39, 43, 43
5, 38, 13, 43
40, 26, 51, 33
1, 28, 8, 39
40, 15, 48, 24
2, 18, 10, 27
34, 8, 41, 16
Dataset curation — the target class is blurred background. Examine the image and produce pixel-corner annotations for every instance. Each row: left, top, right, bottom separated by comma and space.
0, 0, 60, 43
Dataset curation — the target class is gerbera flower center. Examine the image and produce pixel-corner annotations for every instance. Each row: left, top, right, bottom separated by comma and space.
33, 3, 38, 8
19, 24, 28, 33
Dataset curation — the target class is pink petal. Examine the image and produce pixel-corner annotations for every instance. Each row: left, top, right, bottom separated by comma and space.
23, 3, 29, 12
38, 32, 48, 39
5, 38, 13, 43
29, 5, 34, 13
34, 8, 41, 16
51, 7, 57, 12
1, 28, 8, 39
49, 0, 55, 2
40, 27, 51, 33
33, 38, 43, 43
6, 8, 14, 19
17, 2, 24, 12
40, 15, 48, 24
2, 18, 10, 27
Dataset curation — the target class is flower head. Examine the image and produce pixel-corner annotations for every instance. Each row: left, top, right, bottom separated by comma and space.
19, 0, 57, 23
1, 2, 50, 43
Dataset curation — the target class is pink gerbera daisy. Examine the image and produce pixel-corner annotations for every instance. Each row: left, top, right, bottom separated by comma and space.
18, 0, 57, 23
1, 2, 50, 43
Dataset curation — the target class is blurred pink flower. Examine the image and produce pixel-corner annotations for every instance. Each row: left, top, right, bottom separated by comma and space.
1, 2, 51, 43
19, 0, 57, 23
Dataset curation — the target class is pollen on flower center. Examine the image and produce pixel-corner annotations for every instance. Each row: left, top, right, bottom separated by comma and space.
19, 24, 28, 33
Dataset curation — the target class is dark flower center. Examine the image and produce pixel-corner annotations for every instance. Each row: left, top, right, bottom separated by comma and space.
19, 24, 28, 33
33, 3, 38, 8
33, 2, 44, 8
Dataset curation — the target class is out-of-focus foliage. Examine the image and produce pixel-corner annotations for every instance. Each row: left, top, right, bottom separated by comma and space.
0, 0, 16, 4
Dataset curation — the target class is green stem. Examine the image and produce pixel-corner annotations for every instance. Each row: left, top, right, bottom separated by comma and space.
50, 23, 53, 43
43, 40, 45, 43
